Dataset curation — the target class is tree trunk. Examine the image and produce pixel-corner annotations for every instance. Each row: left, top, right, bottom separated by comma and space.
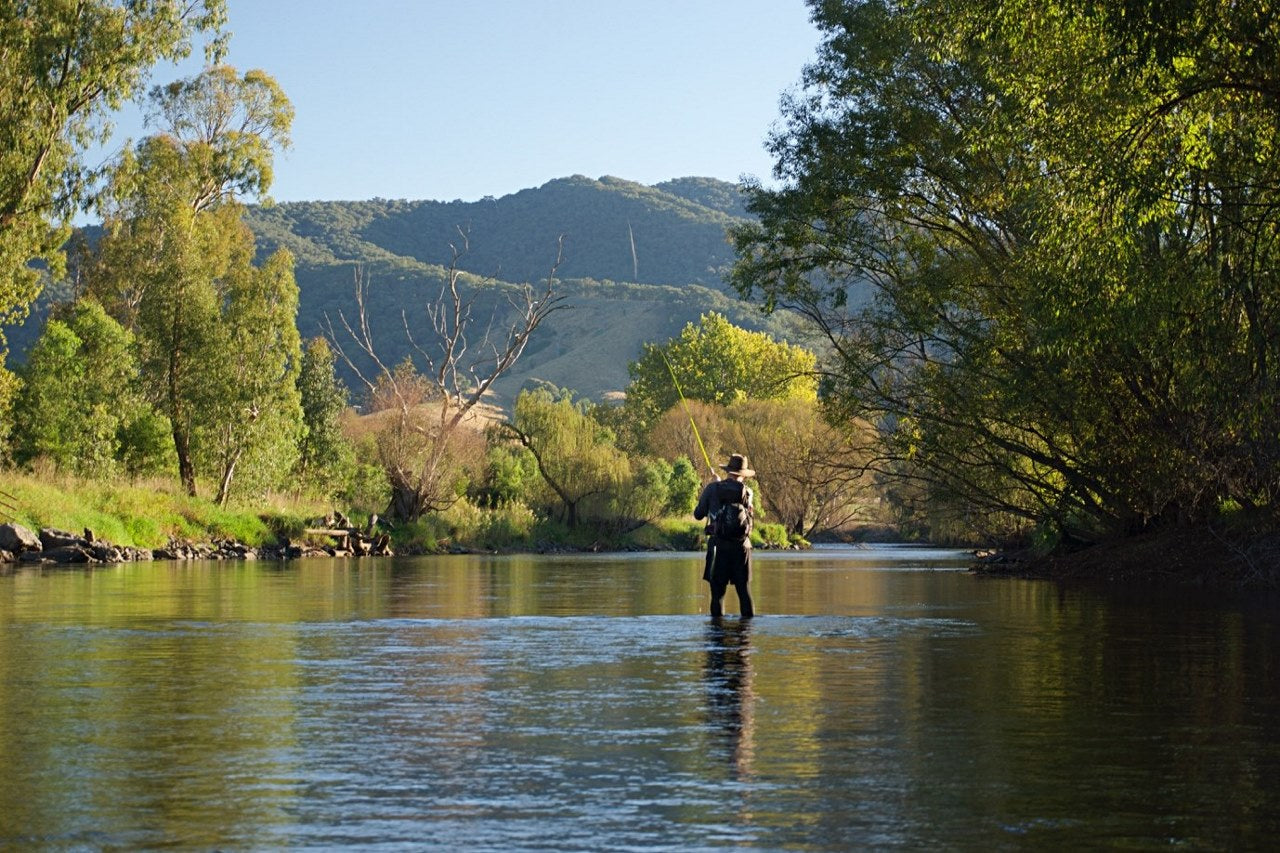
215, 449, 244, 507
174, 420, 197, 497
387, 469, 426, 522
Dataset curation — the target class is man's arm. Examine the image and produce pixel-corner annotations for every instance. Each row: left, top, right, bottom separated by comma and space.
693, 482, 715, 520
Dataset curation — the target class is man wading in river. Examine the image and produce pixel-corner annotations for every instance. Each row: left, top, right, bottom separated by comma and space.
694, 453, 756, 619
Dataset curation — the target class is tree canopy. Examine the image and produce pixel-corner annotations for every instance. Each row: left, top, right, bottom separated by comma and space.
0, 0, 225, 436
85, 65, 296, 500
625, 312, 817, 428
731, 0, 1280, 543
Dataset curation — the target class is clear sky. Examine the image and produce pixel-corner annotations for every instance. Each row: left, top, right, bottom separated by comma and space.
93, 0, 821, 205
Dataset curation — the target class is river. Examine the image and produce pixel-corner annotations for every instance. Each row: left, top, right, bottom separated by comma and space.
1, 544, 1278, 849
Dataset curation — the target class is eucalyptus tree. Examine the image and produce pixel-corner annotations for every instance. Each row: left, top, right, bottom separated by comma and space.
0, 0, 225, 434
86, 65, 297, 499
731, 0, 1280, 543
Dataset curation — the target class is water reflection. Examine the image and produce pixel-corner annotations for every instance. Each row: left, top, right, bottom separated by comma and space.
703, 618, 755, 780
1, 547, 1279, 849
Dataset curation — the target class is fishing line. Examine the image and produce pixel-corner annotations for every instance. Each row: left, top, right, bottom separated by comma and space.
660, 349, 717, 479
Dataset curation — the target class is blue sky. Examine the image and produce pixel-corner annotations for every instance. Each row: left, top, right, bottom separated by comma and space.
93, 0, 820, 205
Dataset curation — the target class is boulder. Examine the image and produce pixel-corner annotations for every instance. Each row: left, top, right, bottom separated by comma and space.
89, 543, 122, 563
0, 522, 41, 553
40, 528, 86, 551
45, 545, 94, 564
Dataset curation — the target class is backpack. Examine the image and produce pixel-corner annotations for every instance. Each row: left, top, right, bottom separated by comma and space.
712, 480, 752, 541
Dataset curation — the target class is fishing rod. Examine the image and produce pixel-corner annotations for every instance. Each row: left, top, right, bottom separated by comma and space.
659, 349, 717, 480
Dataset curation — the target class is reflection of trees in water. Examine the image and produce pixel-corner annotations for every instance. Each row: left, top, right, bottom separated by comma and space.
703, 619, 755, 779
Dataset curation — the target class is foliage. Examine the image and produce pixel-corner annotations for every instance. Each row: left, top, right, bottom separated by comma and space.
643, 398, 730, 479
625, 312, 818, 428
666, 457, 701, 515
503, 385, 627, 528
752, 522, 791, 550
11, 299, 170, 477
196, 246, 303, 505
295, 336, 353, 497
731, 0, 1280, 544
606, 457, 674, 532
471, 442, 540, 508
84, 65, 295, 500
724, 397, 876, 537
0, 0, 226, 343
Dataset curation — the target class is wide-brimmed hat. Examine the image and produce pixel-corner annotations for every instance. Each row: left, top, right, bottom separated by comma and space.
720, 453, 755, 478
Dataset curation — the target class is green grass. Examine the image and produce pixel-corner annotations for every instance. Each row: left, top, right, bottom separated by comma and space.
0, 469, 325, 548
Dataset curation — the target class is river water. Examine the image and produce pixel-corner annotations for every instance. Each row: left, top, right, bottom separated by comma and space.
1, 544, 1278, 850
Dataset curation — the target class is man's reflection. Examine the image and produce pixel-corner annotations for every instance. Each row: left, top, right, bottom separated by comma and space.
703, 618, 755, 779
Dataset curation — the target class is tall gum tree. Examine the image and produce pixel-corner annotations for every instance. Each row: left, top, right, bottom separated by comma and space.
0, 0, 225, 436
86, 64, 294, 498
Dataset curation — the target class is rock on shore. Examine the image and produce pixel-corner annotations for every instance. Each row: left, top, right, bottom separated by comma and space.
0, 518, 393, 569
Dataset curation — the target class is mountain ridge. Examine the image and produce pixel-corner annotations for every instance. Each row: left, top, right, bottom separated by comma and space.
7, 175, 807, 408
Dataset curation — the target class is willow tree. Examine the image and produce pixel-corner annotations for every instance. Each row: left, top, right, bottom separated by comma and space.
732, 0, 1280, 544
86, 65, 297, 500
0, 0, 225, 437
502, 386, 626, 529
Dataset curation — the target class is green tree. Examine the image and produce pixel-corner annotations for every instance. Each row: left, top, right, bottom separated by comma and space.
503, 386, 626, 528
86, 65, 293, 497
199, 247, 303, 505
625, 312, 817, 429
731, 0, 1280, 544
472, 442, 539, 508
606, 457, 674, 532
12, 299, 166, 476
295, 336, 353, 498
0, 0, 225, 433
665, 456, 701, 515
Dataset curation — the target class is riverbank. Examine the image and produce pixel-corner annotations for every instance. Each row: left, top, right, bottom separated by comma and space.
0, 470, 799, 568
975, 525, 1280, 589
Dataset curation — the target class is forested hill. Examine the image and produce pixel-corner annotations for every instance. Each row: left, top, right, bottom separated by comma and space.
5, 176, 797, 407
245, 175, 751, 287
241, 175, 800, 405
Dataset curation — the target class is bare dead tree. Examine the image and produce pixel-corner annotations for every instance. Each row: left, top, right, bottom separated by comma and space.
327, 230, 567, 521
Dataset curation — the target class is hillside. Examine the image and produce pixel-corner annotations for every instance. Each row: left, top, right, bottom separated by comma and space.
256, 174, 809, 407
6, 176, 810, 409
245, 174, 748, 288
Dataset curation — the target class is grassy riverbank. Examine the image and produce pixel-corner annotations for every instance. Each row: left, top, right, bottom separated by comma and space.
0, 470, 804, 556
0, 470, 320, 549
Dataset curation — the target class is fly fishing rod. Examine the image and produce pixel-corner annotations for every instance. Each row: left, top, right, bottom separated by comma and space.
660, 349, 718, 480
